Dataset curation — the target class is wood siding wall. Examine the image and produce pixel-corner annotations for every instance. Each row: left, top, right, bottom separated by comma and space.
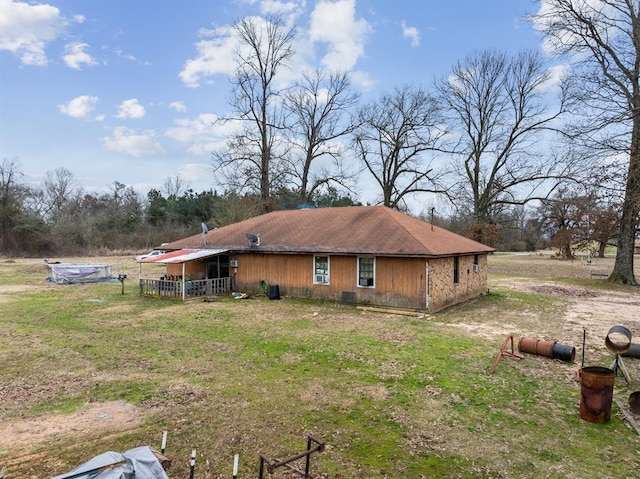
165, 260, 206, 278
157, 252, 489, 311
229, 252, 489, 312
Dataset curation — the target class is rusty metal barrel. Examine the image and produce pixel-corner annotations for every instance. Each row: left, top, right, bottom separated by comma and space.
518, 337, 575, 362
518, 337, 554, 358
605, 325, 632, 354
551, 342, 576, 362
629, 391, 640, 414
621, 344, 640, 358
580, 366, 615, 423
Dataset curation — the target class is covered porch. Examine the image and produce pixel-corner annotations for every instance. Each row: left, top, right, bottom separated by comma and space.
136, 248, 234, 300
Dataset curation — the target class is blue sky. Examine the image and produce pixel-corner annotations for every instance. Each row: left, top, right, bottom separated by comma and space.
0, 0, 546, 204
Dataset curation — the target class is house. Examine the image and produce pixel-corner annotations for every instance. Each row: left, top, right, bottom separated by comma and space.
138, 206, 495, 312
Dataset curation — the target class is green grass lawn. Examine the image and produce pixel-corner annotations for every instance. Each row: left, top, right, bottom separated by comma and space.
1, 256, 639, 478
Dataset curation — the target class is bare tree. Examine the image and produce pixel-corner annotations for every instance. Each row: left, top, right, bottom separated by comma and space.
284, 69, 360, 203
213, 15, 295, 213
531, 0, 640, 285
436, 49, 571, 228
538, 186, 584, 259
163, 174, 189, 198
353, 85, 448, 209
0, 158, 48, 254
43, 167, 83, 222
0, 158, 23, 251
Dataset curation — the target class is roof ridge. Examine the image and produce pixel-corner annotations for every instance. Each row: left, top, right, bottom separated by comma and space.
379, 207, 429, 248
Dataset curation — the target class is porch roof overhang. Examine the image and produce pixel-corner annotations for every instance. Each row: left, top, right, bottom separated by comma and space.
137, 248, 228, 264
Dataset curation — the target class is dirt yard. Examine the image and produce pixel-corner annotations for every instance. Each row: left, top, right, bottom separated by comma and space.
488, 251, 640, 346
1, 401, 142, 453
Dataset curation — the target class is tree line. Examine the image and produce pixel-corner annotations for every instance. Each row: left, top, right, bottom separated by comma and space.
0, 158, 361, 256
0, 154, 622, 262
3, 1, 639, 285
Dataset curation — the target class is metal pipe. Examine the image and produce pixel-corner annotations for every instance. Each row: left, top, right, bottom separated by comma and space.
189, 449, 196, 479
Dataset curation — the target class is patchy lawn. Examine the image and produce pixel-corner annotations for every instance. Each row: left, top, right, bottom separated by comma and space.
1, 254, 640, 478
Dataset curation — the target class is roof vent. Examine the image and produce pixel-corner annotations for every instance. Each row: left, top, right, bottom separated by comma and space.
246, 233, 260, 247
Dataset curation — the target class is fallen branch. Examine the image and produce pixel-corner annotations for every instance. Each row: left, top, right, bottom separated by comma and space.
614, 398, 640, 436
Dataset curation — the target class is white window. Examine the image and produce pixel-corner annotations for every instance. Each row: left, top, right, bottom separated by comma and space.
358, 256, 375, 288
314, 255, 329, 284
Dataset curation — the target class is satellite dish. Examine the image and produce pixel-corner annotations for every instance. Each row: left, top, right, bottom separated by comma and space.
246, 233, 260, 247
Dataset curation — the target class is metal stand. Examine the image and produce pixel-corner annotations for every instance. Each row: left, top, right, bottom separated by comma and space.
258, 435, 324, 479
610, 354, 631, 383
490, 335, 524, 374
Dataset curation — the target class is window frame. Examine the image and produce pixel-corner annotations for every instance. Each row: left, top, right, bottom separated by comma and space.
313, 255, 330, 285
357, 256, 375, 288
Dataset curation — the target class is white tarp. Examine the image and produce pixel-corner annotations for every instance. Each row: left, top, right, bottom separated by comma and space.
48, 263, 114, 284
51, 446, 169, 479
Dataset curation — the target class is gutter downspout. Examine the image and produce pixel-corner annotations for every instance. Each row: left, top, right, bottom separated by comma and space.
425, 261, 429, 311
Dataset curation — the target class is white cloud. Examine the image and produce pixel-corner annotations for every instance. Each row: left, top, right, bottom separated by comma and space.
0, 0, 67, 66
537, 63, 569, 92
63, 41, 97, 69
169, 101, 187, 113
102, 127, 166, 157
58, 95, 99, 118
73, 14, 85, 24
179, 24, 237, 87
165, 113, 234, 156
401, 21, 420, 48
260, 0, 301, 16
349, 70, 375, 91
116, 98, 145, 119
176, 162, 213, 185
309, 0, 371, 71
114, 48, 133, 61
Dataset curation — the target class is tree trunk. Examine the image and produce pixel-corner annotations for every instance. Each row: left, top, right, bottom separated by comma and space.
598, 241, 606, 258
609, 117, 640, 285
562, 243, 573, 260
261, 142, 271, 213
610, 201, 638, 284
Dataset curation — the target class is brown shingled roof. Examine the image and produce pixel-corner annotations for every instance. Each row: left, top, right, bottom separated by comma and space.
163, 205, 495, 257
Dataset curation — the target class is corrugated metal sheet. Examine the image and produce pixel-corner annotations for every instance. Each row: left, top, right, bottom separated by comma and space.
138, 248, 228, 264
161, 206, 496, 258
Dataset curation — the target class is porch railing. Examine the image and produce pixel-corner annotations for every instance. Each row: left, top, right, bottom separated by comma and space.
139, 277, 232, 300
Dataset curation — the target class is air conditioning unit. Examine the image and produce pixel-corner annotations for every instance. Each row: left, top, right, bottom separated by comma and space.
359, 277, 374, 287
473, 264, 480, 273
315, 274, 328, 284
230, 259, 238, 267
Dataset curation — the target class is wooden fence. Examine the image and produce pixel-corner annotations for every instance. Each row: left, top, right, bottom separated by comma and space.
139, 277, 232, 300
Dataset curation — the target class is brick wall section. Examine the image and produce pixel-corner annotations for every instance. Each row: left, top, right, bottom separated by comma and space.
426, 255, 488, 312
